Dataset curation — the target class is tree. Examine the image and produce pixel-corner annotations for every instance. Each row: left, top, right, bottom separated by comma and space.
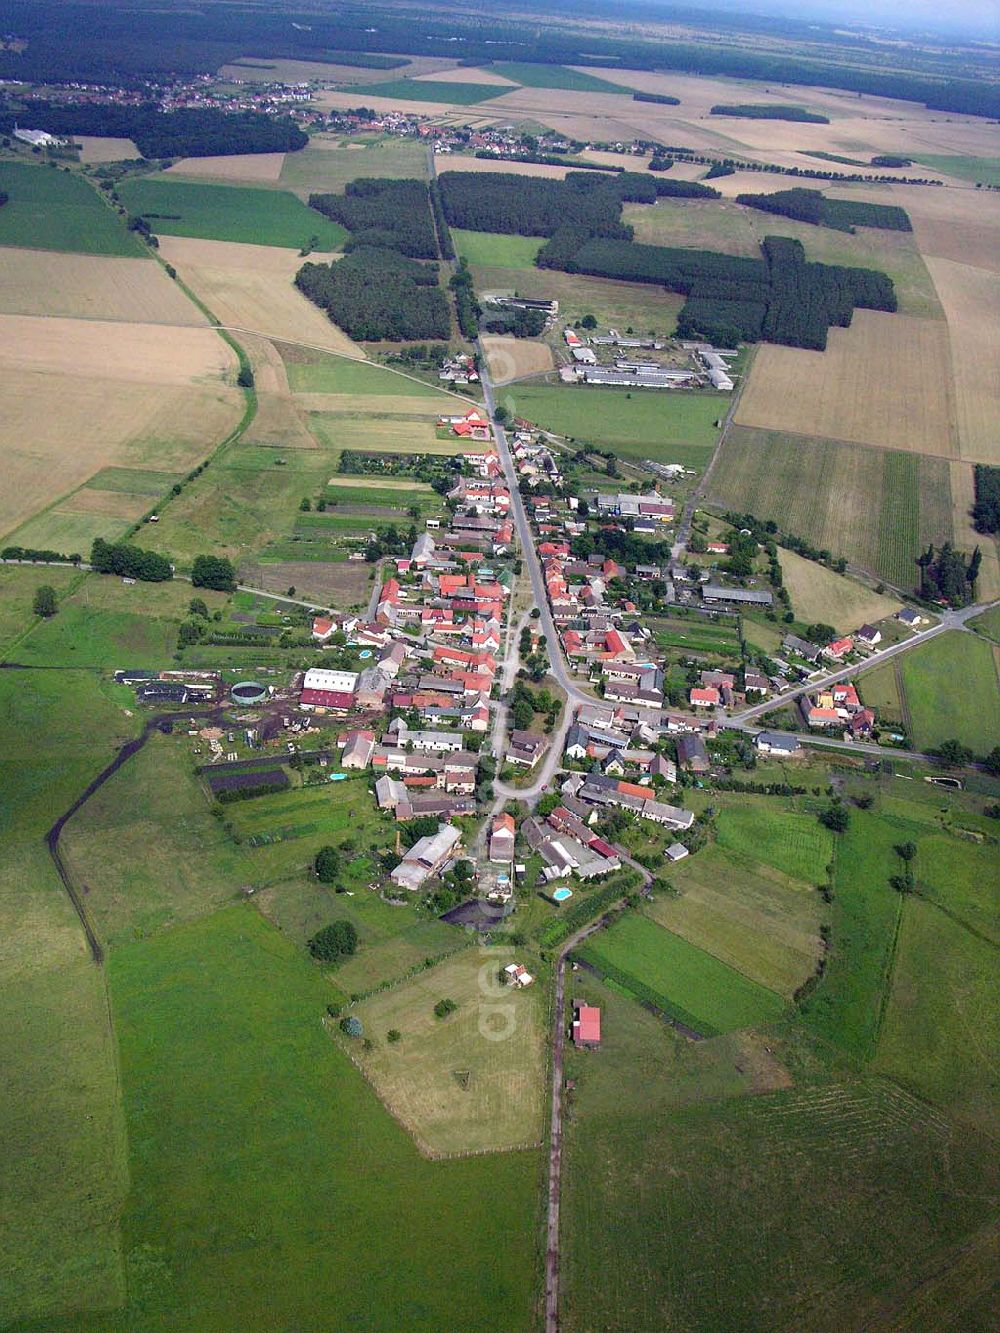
806, 622, 836, 645
314, 845, 340, 883
308, 920, 358, 961
300, 497, 311, 512
580, 313, 597, 329
983, 746, 1000, 777
236, 365, 254, 389
177, 620, 204, 646
191, 554, 236, 592
188, 597, 209, 618
938, 738, 973, 767
818, 803, 850, 833
387, 1029, 402, 1043
894, 841, 917, 862
339, 1015, 363, 1038
32, 584, 57, 618
434, 998, 458, 1019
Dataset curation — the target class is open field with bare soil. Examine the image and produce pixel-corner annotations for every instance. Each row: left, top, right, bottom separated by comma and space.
73, 135, 141, 162
777, 549, 902, 630
479, 335, 554, 383
157, 236, 361, 355
166, 151, 287, 182
709, 427, 953, 589
735, 311, 957, 457
924, 258, 1000, 465
0, 248, 206, 324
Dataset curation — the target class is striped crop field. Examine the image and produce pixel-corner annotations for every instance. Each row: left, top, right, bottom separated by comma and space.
708, 427, 953, 588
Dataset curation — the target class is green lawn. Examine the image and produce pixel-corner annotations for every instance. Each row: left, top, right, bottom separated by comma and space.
0, 161, 146, 256
969, 603, 1000, 644
106, 906, 541, 1328
359, 78, 507, 105
452, 228, 545, 269
799, 810, 904, 1061
285, 354, 448, 396
899, 631, 1000, 754
649, 614, 741, 654
117, 175, 347, 249
490, 62, 633, 93
498, 384, 723, 466
578, 912, 787, 1035
714, 799, 833, 884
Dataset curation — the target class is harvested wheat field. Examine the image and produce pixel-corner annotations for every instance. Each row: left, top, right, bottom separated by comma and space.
157, 236, 361, 356
166, 152, 286, 183
73, 135, 141, 163
0, 248, 206, 324
950, 462, 1000, 601
292, 393, 449, 416
923, 258, 1000, 465
778, 549, 901, 630
436, 153, 590, 181
828, 182, 1000, 274
480, 335, 554, 383
414, 65, 517, 87
241, 333, 318, 450
735, 311, 957, 457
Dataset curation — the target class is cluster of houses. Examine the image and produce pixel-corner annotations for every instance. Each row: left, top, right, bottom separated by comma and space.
800, 681, 876, 739
560, 330, 737, 391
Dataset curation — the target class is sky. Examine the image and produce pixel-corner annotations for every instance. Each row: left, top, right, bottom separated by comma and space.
704, 0, 1000, 41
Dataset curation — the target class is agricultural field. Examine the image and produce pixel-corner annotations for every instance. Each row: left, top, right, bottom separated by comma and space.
452, 228, 545, 269
107, 906, 541, 1328
0, 314, 242, 544
117, 176, 347, 249
277, 134, 430, 196
708, 427, 954, 589
924, 257, 1000, 465
157, 237, 361, 356
0, 161, 146, 256
897, 631, 1000, 754
0, 247, 205, 323
647, 845, 824, 998
497, 384, 723, 468
469, 260, 685, 336
735, 311, 958, 458
166, 150, 286, 182
360, 77, 507, 105
713, 799, 834, 884
914, 155, 1000, 186
777, 548, 901, 629
624, 197, 760, 256
283, 353, 445, 397
488, 62, 633, 93
346, 949, 547, 1155
579, 913, 787, 1036
73, 134, 141, 162
858, 660, 905, 729
480, 334, 554, 383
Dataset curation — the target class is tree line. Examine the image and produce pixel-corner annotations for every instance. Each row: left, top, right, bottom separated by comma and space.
711, 104, 829, 123
736, 187, 912, 233
309, 178, 438, 259
1, 101, 306, 158
972, 465, 1000, 534
91, 537, 171, 582
633, 92, 680, 106
296, 247, 449, 341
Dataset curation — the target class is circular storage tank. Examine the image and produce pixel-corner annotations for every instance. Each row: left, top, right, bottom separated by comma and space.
231, 680, 267, 705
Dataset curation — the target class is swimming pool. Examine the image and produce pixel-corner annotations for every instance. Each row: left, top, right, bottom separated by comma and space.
358, 649, 373, 659
552, 887, 573, 903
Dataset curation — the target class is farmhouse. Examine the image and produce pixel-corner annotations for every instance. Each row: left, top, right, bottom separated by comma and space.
856, 623, 882, 647
898, 608, 926, 628
702, 585, 773, 607
676, 733, 710, 773
572, 1003, 601, 1049
389, 823, 462, 893
300, 666, 359, 711
755, 731, 802, 757
489, 813, 516, 863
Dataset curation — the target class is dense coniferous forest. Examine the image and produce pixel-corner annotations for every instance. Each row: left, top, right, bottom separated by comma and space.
736, 187, 912, 232
295, 248, 450, 341
309, 179, 438, 258
972, 466, 1000, 535
710, 104, 830, 122
438, 171, 631, 238
0, 101, 306, 157
429, 180, 455, 260
1, 0, 997, 117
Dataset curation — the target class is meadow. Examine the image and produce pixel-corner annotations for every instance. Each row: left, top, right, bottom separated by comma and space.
915, 155, 1000, 186
117, 176, 347, 249
470, 261, 685, 337
777, 548, 901, 629
897, 630, 1000, 753
452, 228, 545, 269
0, 161, 145, 256
347, 948, 548, 1155
713, 798, 833, 884
709, 426, 953, 588
648, 613, 741, 655
106, 907, 542, 1328
360, 77, 506, 105
496, 384, 723, 466
278, 135, 429, 195
285, 353, 446, 397
735, 311, 958, 459
578, 913, 787, 1036
648, 844, 823, 998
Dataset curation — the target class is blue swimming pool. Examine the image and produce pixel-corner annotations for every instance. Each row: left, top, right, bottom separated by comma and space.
552, 887, 573, 903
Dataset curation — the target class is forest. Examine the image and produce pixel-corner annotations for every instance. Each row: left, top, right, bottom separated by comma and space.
632, 92, 680, 106
710, 104, 829, 123
295, 248, 450, 341
90, 537, 172, 582
917, 542, 981, 605
437, 171, 630, 238
2, 0, 998, 118
309, 179, 438, 259
0, 100, 306, 157
736, 187, 912, 233
972, 465, 1000, 535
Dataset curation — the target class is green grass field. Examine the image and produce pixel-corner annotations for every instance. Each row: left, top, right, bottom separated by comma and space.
709, 427, 954, 587
8, 507, 137, 557
285, 354, 448, 396
969, 603, 1000, 644
360, 77, 507, 105
648, 844, 823, 997
858, 659, 905, 728
898, 631, 1000, 753
579, 913, 787, 1035
278, 136, 429, 194
489, 62, 632, 93
106, 906, 541, 1327
84, 466, 183, 495
648, 614, 741, 655
117, 175, 347, 249
915, 155, 1000, 186
714, 799, 833, 884
452, 228, 545, 269
498, 384, 723, 467
0, 564, 82, 659
0, 161, 146, 256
